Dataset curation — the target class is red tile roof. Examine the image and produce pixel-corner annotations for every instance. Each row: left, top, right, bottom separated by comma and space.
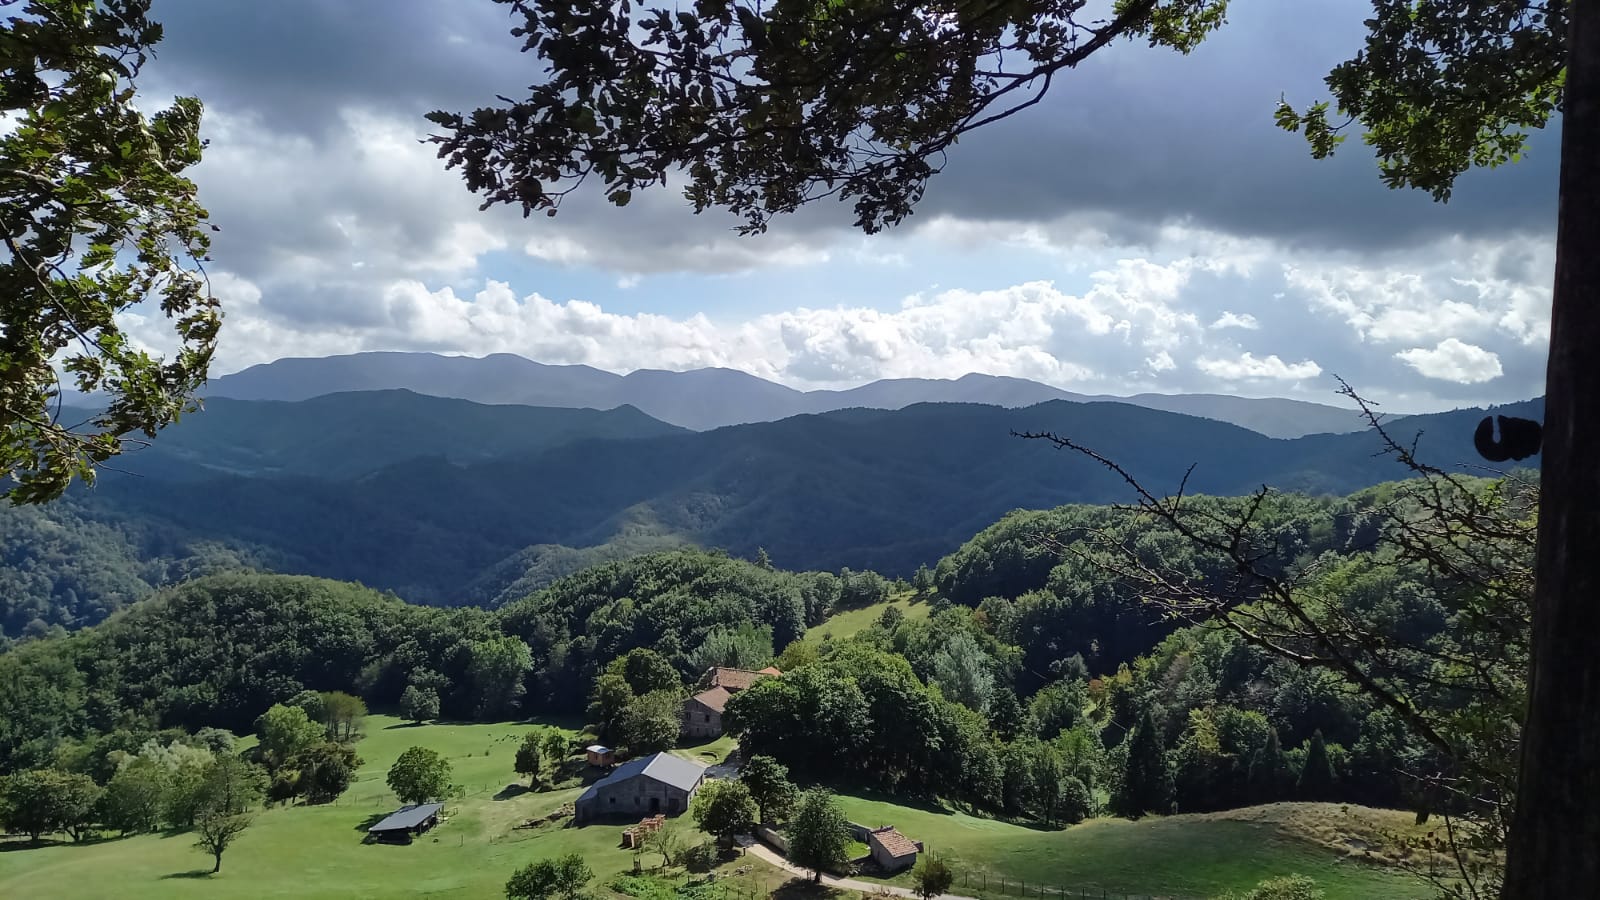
758, 666, 783, 676
869, 827, 919, 859
706, 667, 772, 691
690, 686, 733, 713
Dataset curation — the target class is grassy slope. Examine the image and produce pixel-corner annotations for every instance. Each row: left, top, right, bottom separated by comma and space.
0, 715, 1441, 900
0, 716, 771, 900
805, 596, 931, 643
835, 795, 1438, 900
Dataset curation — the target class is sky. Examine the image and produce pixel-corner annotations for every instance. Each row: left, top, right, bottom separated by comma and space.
123, 0, 1559, 411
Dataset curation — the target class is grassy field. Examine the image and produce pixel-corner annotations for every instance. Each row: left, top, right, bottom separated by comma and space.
0, 715, 1448, 900
806, 595, 930, 643
0, 715, 770, 900
835, 795, 1440, 900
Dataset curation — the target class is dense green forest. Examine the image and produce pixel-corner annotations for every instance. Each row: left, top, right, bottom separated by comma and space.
0, 391, 1541, 637
2, 472, 1516, 845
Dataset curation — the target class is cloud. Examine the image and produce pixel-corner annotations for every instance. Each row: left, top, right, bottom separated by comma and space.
1396, 339, 1505, 384
1196, 352, 1324, 381
1211, 312, 1260, 331
108, 0, 1557, 414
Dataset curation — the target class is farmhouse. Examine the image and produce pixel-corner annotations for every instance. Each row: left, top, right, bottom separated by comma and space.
682, 686, 732, 739
366, 802, 443, 843
574, 752, 707, 824
682, 666, 779, 738
866, 826, 921, 872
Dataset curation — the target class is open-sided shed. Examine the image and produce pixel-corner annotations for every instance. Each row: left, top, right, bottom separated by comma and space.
367, 802, 444, 842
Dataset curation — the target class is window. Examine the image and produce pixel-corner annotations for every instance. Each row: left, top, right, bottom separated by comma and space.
610, 797, 616, 805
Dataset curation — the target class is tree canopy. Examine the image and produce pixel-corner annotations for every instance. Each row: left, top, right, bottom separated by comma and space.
1, 0, 219, 503
430, 0, 1564, 235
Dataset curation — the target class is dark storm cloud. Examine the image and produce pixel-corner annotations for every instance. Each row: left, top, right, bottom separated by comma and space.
914, 0, 1559, 251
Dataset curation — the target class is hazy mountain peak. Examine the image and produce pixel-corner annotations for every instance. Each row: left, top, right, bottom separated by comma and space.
207, 351, 1364, 438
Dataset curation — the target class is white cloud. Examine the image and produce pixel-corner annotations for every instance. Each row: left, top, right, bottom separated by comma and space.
1210, 311, 1259, 330
1395, 339, 1504, 384
1283, 236, 1553, 347
199, 265, 1228, 392
1196, 352, 1323, 381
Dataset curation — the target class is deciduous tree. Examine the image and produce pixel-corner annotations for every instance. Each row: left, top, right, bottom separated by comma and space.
194, 809, 252, 874
505, 853, 593, 900
619, 689, 682, 755
400, 685, 440, 724
739, 755, 797, 824
1, 0, 220, 503
788, 788, 851, 882
101, 756, 167, 835
912, 857, 955, 900
691, 778, 758, 845
387, 746, 452, 805
515, 732, 545, 787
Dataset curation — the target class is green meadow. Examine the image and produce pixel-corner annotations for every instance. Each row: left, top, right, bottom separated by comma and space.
0, 716, 770, 900
835, 794, 1439, 900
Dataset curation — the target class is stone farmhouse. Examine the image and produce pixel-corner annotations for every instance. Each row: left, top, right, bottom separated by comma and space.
681, 666, 781, 739
574, 752, 707, 824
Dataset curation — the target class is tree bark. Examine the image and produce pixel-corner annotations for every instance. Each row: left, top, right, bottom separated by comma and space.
212, 852, 222, 874
1503, 2, 1600, 896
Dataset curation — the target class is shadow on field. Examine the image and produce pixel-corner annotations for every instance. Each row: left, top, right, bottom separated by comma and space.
353, 812, 387, 833
494, 783, 536, 801
772, 878, 855, 900
162, 870, 214, 880
0, 838, 61, 852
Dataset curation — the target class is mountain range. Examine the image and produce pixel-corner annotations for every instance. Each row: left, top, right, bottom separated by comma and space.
203, 351, 1373, 438
29, 388, 1538, 616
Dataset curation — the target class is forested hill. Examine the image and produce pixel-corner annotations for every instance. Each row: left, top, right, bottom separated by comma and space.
1, 392, 1540, 635
72, 389, 686, 481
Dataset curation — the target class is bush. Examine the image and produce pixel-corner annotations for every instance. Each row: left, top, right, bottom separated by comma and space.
1212, 874, 1324, 900
684, 841, 719, 873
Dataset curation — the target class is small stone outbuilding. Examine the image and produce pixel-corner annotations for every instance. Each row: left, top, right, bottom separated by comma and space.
866, 826, 921, 872
574, 752, 706, 824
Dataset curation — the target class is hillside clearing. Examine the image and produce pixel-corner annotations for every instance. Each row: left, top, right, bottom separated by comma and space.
807, 597, 930, 642
833, 795, 1438, 900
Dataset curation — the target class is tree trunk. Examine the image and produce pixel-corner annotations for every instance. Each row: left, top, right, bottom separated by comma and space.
1503, 2, 1600, 896
212, 851, 222, 874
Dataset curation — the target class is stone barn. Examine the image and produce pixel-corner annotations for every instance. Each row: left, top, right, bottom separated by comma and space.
682, 687, 732, 739
574, 752, 706, 824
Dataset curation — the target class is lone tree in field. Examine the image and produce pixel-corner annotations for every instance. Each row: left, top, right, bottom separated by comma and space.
400, 685, 440, 724
1, 0, 220, 503
515, 732, 545, 788
387, 747, 452, 805
433, 2, 1600, 892
194, 809, 253, 874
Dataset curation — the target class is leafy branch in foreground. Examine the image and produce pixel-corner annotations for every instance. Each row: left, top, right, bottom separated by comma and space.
2, 0, 220, 503
1018, 381, 1532, 898
426, 0, 1228, 234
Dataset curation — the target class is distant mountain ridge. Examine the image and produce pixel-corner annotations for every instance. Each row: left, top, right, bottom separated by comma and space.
55, 392, 1540, 603
204, 351, 1370, 438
